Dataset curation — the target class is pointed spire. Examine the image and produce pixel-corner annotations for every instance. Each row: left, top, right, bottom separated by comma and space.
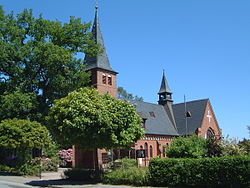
84, 6, 117, 73
158, 70, 172, 94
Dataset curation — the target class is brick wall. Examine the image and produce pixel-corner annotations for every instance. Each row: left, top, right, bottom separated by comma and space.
197, 100, 222, 139
90, 68, 117, 98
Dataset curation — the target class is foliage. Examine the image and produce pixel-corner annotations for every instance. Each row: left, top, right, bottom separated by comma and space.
16, 161, 40, 176
218, 136, 247, 156
166, 135, 207, 158
239, 138, 250, 155
42, 141, 60, 159
103, 158, 149, 186
207, 136, 247, 157
115, 158, 137, 169
0, 119, 50, 150
118, 87, 143, 102
0, 91, 39, 121
103, 166, 149, 186
0, 6, 99, 119
64, 168, 102, 182
47, 87, 144, 149
0, 165, 15, 173
166, 135, 246, 159
0, 118, 52, 168
149, 156, 250, 187
30, 157, 59, 172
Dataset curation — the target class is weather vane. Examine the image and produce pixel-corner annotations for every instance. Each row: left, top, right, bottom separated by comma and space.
95, 0, 99, 9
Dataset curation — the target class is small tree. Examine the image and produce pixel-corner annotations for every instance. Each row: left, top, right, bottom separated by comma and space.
0, 119, 51, 166
47, 87, 144, 150
166, 135, 207, 158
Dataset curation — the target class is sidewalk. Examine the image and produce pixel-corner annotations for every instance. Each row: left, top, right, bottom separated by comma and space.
0, 169, 146, 188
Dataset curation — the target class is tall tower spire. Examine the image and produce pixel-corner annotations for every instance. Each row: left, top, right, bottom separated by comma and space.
158, 70, 173, 104
84, 6, 116, 73
84, 6, 118, 98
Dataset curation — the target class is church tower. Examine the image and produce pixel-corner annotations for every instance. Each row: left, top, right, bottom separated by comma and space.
73, 6, 118, 169
84, 6, 118, 97
158, 71, 176, 127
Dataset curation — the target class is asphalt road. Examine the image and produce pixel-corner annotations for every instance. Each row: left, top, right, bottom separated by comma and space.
0, 170, 150, 188
0, 180, 34, 188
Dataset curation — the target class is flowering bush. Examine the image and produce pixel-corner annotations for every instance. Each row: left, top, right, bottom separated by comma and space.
58, 149, 73, 167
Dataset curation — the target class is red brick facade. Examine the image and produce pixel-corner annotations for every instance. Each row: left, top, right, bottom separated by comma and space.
89, 68, 117, 97
197, 100, 221, 139
135, 135, 175, 166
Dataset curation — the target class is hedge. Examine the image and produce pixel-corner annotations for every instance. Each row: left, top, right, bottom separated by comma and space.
103, 166, 149, 186
149, 156, 250, 187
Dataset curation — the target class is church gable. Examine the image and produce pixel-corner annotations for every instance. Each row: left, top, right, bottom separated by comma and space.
172, 99, 208, 136
198, 100, 221, 139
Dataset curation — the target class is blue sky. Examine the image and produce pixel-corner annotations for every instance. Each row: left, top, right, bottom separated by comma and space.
1, 0, 249, 139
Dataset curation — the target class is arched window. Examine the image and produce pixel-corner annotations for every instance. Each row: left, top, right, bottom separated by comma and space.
140, 145, 143, 150
102, 74, 107, 84
108, 75, 112, 85
144, 143, 148, 158
150, 145, 153, 158
206, 128, 215, 139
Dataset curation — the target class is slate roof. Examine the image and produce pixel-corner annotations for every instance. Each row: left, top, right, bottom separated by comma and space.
84, 8, 117, 73
172, 99, 208, 136
158, 71, 172, 94
130, 100, 179, 136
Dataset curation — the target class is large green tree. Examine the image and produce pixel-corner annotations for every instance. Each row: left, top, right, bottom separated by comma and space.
0, 7, 99, 119
47, 87, 144, 149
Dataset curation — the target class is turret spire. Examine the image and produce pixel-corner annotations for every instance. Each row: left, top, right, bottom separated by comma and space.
84, 6, 116, 73
158, 70, 172, 95
158, 70, 176, 128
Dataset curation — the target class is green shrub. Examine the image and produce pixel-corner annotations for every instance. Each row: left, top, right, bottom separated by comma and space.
166, 135, 208, 158
149, 156, 250, 187
112, 158, 137, 169
64, 168, 102, 182
16, 163, 40, 176
103, 166, 149, 186
31, 157, 59, 172
103, 158, 149, 186
0, 165, 15, 173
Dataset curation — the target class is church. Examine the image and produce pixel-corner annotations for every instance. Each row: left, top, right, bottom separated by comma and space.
72, 7, 222, 168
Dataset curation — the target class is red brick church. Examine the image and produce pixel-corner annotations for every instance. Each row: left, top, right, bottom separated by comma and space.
72, 7, 222, 168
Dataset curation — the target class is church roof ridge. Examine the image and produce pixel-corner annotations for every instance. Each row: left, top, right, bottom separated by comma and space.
173, 98, 209, 106
129, 99, 162, 107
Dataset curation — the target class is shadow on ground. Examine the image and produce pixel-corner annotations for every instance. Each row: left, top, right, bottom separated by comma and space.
0, 172, 19, 176
27, 179, 98, 187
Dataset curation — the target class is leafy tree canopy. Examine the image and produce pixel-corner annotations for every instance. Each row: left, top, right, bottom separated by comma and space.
0, 6, 99, 118
0, 91, 39, 121
47, 87, 144, 150
118, 87, 143, 102
0, 118, 51, 149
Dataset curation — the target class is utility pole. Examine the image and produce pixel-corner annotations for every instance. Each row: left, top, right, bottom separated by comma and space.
184, 95, 188, 137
